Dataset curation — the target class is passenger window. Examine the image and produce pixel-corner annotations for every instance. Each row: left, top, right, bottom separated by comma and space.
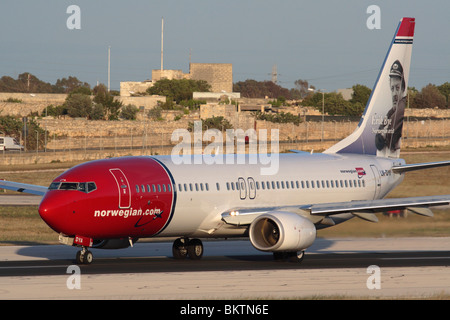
184, 183, 188, 192
216, 182, 220, 191
141, 185, 145, 192
189, 183, 193, 192
226, 182, 230, 190
281, 181, 285, 189
163, 184, 166, 192
168, 184, 171, 192
205, 183, 209, 191
195, 183, 199, 191
136, 185, 140, 193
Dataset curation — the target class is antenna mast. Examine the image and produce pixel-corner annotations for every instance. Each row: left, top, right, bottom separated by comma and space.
161, 17, 164, 72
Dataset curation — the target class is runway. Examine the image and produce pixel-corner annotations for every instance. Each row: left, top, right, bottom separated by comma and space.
1, 237, 450, 299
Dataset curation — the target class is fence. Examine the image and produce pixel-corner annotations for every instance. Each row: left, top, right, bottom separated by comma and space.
0, 118, 448, 165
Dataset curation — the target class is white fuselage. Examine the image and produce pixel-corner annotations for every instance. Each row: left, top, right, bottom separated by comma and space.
156, 153, 405, 238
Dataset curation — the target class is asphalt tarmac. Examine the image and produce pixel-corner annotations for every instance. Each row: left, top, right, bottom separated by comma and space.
1, 238, 450, 299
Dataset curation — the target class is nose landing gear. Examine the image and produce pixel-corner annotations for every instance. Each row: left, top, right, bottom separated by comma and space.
172, 237, 204, 260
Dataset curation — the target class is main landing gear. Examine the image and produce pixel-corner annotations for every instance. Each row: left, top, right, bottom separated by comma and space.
76, 247, 93, 265
172, 237, 204, 260
273, 250, 305, 263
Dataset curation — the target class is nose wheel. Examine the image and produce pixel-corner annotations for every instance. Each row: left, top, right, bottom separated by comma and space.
172, 238, 203, 260
76, 247, 93, 264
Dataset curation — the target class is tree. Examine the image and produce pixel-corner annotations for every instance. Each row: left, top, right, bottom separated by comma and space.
147, 79, 211, 104
53, 76, 91, 93
120, 104, 139, 120
437, 82, 450, 108
93, 84, 123, 120
64, 93, 92, 118
412, 84, 446, 109
0, 116, 45, 150
350, 84, 372, 107
293, 79, 313, 99
303, 92, 364, 116
233, 80, 292, 99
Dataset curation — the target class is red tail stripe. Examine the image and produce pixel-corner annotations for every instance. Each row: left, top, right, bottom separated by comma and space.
397, 17, 415, 37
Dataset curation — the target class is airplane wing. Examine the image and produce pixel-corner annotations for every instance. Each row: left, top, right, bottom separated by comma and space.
221, 195, 450, 226
0, 180, 47, 196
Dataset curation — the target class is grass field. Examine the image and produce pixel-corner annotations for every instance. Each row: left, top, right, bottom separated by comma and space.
0, 149, 448, 245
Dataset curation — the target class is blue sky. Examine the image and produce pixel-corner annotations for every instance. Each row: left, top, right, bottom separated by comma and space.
1, 0, 449, 92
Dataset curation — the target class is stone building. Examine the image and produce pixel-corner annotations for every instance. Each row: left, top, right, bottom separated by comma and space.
189, 63, 233, 93
120, 63, 234, 97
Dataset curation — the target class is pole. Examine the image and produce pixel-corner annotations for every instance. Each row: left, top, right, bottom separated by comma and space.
321, 91, 324, 142
161, 17, 164, 72
108, 46, 111, 92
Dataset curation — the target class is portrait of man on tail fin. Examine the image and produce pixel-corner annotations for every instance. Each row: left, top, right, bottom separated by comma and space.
375, 60, 406, 157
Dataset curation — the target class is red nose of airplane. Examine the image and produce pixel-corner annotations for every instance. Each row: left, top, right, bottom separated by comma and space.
38, 193, 69, 234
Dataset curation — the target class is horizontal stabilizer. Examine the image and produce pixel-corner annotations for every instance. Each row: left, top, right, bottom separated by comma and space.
392, 160, 450, 174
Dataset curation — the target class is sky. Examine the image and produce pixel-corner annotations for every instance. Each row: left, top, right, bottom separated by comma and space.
1, 0, 449, 92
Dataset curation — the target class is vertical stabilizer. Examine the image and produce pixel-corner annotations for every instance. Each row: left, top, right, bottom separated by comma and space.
325, 17, 415, 158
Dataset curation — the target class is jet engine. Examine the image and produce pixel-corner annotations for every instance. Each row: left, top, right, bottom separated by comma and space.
249, 211, 316, 252
92, 238, 137, 249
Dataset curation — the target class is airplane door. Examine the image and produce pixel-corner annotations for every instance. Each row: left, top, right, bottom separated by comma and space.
238, 177, 247, 200
109, 168, 131, 209
370, 165, 381, 200
247, 177, 256, 200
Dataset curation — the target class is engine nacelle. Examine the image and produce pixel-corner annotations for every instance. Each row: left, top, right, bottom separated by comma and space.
249, 211, 316, 252
92, 238, 137, 249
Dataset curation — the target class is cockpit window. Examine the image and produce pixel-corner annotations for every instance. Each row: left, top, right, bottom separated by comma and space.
48, 181, 97, 193
49, 182, 61, 190
60, 182, 78, 190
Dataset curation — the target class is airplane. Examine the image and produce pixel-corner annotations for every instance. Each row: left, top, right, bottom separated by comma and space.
1, 17, 450, 264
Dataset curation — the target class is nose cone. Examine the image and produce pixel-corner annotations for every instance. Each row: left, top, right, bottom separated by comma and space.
38, 192, 69, 234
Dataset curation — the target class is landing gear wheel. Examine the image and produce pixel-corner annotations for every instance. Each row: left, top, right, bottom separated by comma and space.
172, 238, 188, 259
76, 248, 93, 265
287, 250, 305, 263
273, 251, 305, 263
84, 251, 94, 264
187, 239, 203, 260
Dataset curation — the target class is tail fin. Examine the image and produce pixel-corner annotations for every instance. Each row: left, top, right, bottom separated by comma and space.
325, 17, 415, 158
